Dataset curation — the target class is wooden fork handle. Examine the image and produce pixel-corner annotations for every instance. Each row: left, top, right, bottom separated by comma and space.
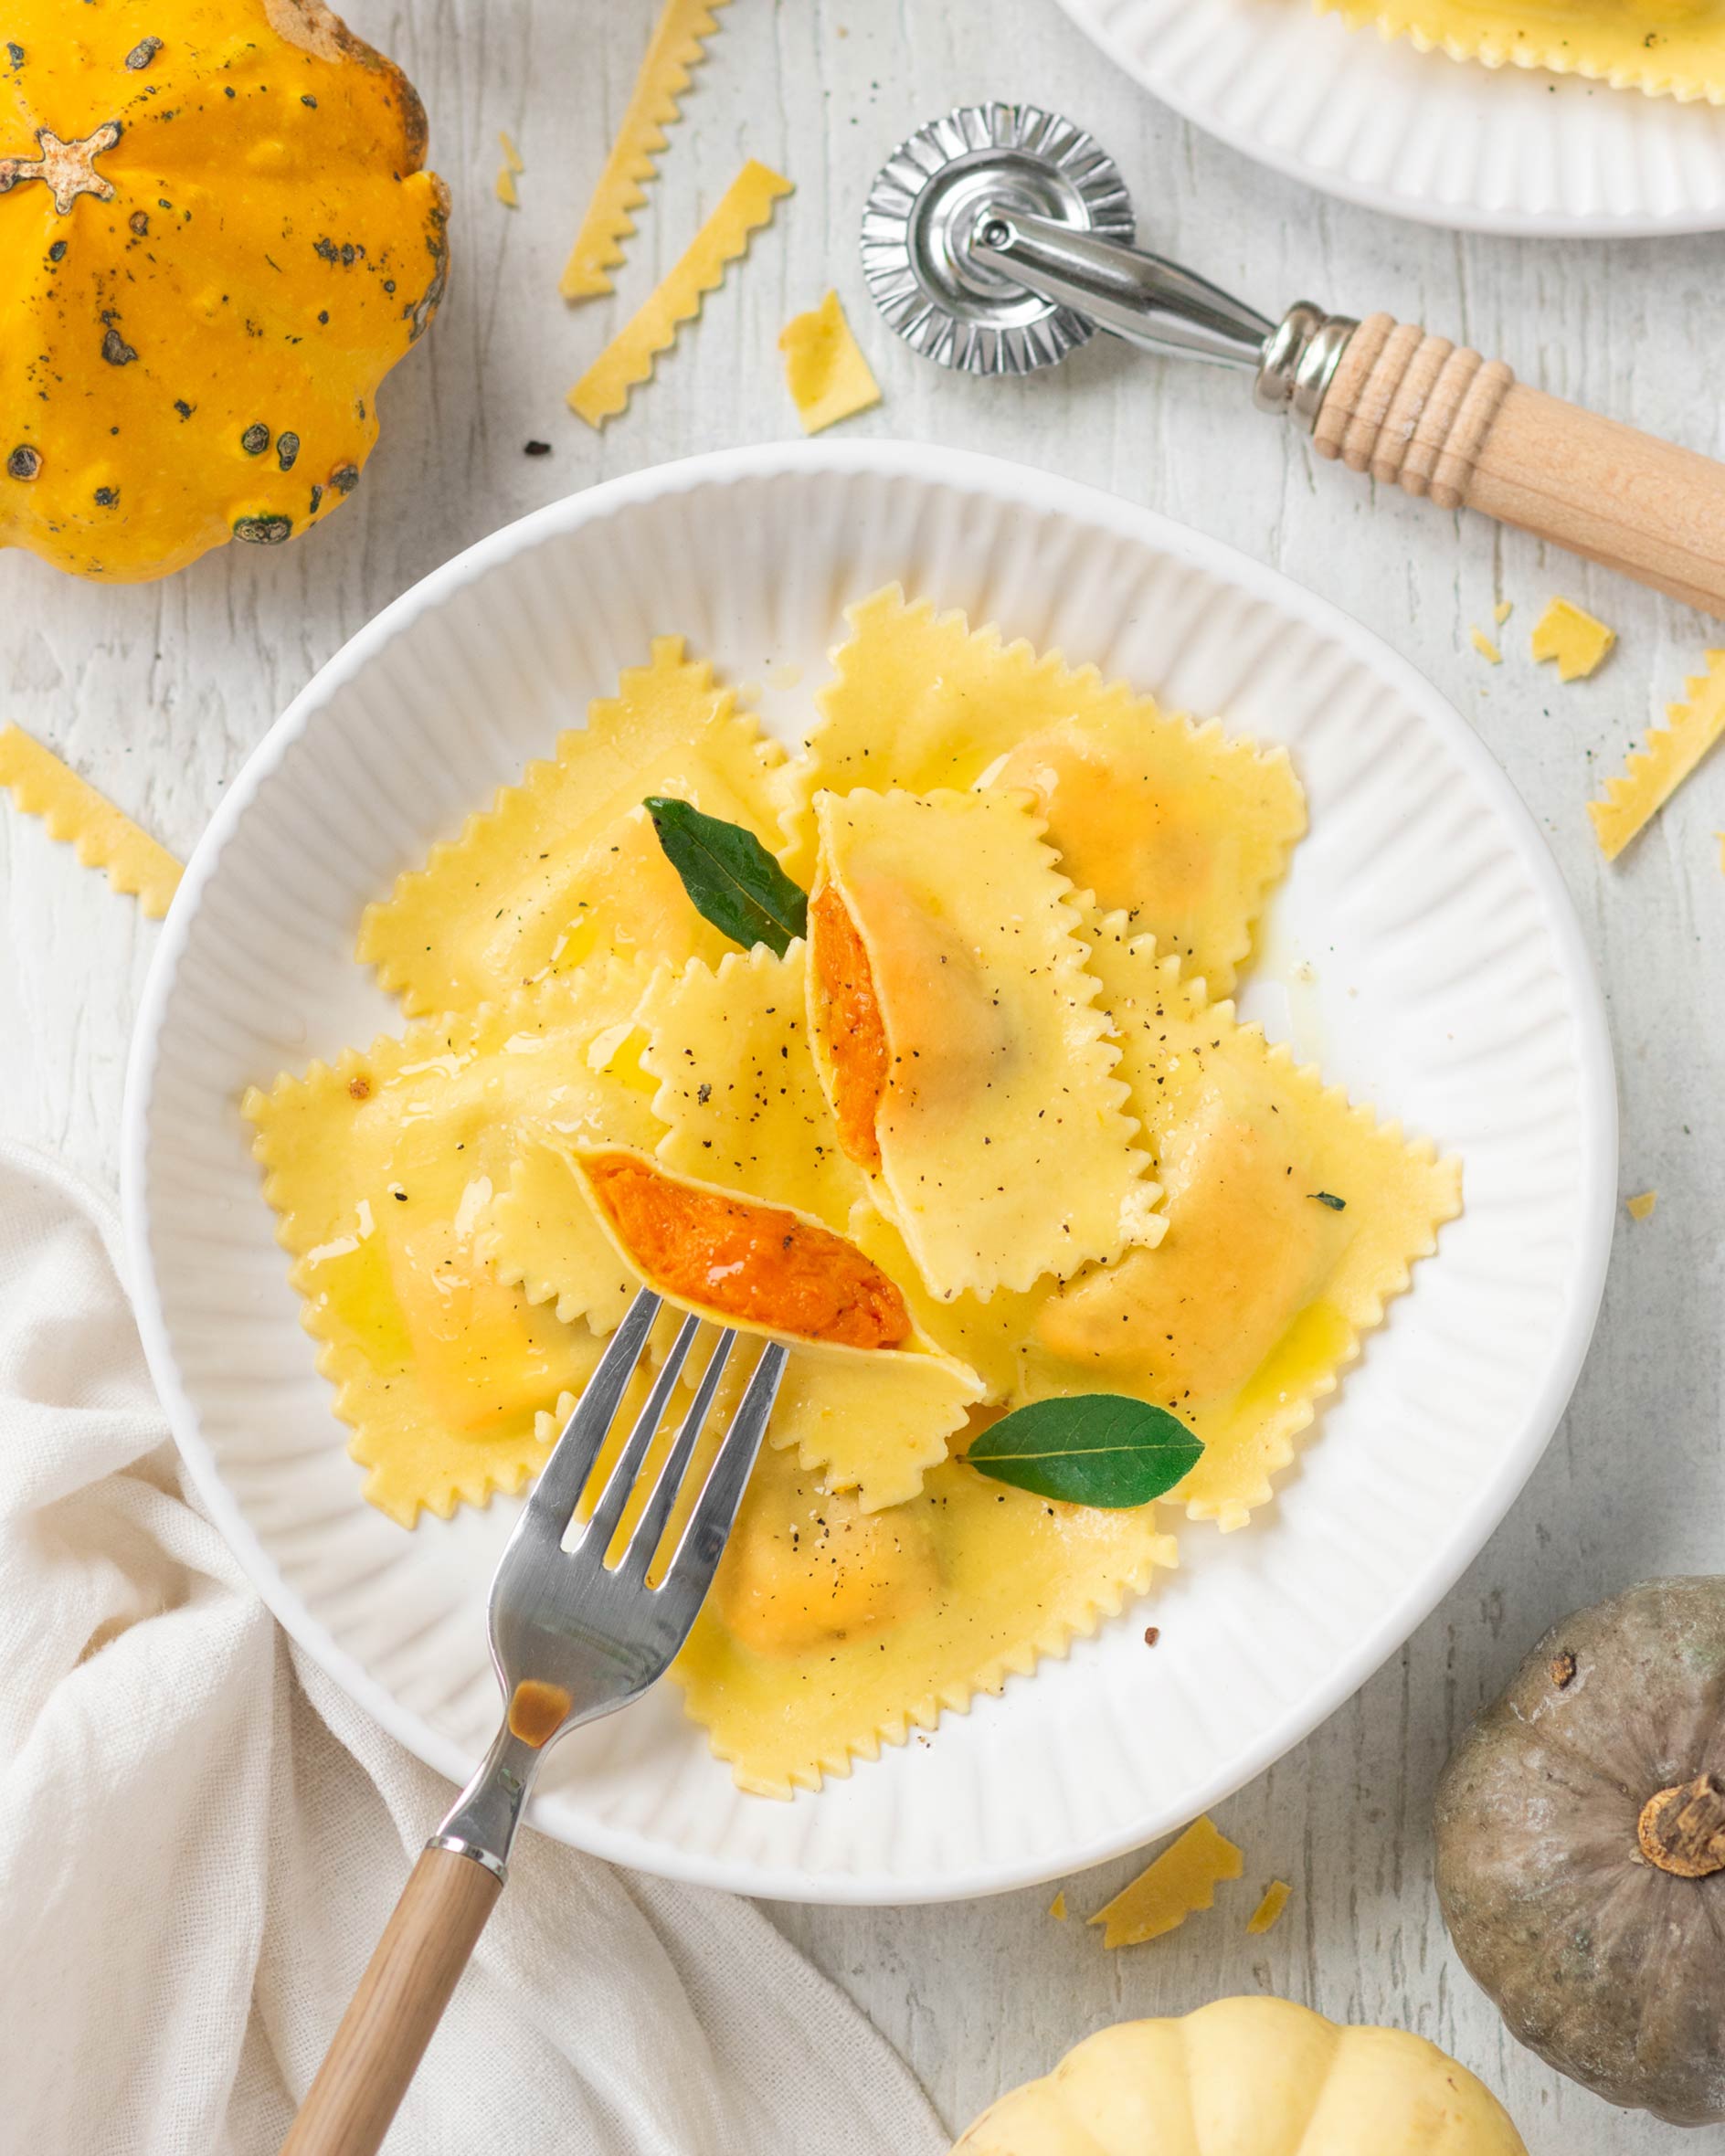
1314, 311, 1725, 618
279, 1844, 502, 2156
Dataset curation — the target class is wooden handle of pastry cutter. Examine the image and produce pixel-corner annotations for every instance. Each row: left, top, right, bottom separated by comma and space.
279, 1844, 502, 2156
1314, 311, 1725, 618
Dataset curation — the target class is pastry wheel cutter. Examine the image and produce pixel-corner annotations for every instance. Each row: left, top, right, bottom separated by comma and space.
862, 105, 1725, 618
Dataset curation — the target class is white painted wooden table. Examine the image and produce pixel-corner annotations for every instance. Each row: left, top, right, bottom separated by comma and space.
5, 5, 1721, 2150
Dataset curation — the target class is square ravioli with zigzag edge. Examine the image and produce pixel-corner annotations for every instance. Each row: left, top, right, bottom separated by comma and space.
807, 786, 1161, 1302
1021, 914, 1462, 1527
666, 1341, 1179, 1797
1320, 0, 1725, 102
789, 587, 1306, 996
243, 967, 664, 1526
357, 636, 792, 1017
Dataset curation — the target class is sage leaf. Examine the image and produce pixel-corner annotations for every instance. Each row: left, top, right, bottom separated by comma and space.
964, 1393, 1202, 1508
644, 797, 808, 958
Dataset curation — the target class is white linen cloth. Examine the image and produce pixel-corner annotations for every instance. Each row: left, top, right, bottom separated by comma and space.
0, 1141, 948, 2156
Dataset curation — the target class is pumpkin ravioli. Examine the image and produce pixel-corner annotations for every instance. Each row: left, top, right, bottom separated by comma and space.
244, 967, 663, 1526
674, 1371, 1178, 1797
808, 787, 1160, 1301
1023, 916, 1461, 1528
491, 1139, 983, 1511
792, 587, 1305, 993
357, 638, 790, 1016
634, 937, 1049, 1399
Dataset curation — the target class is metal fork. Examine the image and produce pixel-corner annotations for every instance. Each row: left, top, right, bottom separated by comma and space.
280, 1288, 788, 2156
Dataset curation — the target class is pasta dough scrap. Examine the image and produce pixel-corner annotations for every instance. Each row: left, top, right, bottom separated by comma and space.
1625, 1189, 1657, 1221
1469, 627, 1501, 666
1317, 0, 1725, 102
1024, 916, 1461, 1527
1532, 597, 1615, 682
793, 586, 1305, 993
243, 975, 650, 1527
568, 159, 792, 427
357, 638, 789, 1017
779, 290, 882, 433
1588, 651, 1725, 861
509, 1141, 983, 1508
558, 0, 731, 301
675, 1402, 1177, 1796
809, 787, 1160, 1300
0, 723, 181, 917
1088, 1815, 1244, 1949
1247, 1879, 1293, 1934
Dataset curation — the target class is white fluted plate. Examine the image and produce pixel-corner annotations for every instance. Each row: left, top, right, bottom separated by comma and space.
1056, 0, 1725, 234
122, 442, 1614, 1904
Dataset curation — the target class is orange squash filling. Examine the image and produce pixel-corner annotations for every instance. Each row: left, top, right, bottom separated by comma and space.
586, 1152, 910, 1348
810, 884, 888, 1170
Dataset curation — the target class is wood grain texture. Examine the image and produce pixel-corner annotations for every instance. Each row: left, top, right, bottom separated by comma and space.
280, 1845, 501, 2156
2, 5, 1721, 2153
1317, 310, 1725, 615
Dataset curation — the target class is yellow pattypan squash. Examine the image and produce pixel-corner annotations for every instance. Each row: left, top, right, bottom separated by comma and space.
950, 1998, 1528, 2155
0, 0, 449, 581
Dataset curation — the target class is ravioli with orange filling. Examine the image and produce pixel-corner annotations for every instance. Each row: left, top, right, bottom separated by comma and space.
807, 787, 1159, 1302
673, 1379, 1177, 1796
636, 939, 1043, 1400
794, 587, 1304, 993
242, 967, 661, 1526
1022, 916, 1461, 1527
358, 638, 790, 1017
516, 1141, 983, 1509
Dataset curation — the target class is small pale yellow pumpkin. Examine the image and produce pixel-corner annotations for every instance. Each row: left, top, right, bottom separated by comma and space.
0, 0, 448, 580
949, 1998, 1528, 2155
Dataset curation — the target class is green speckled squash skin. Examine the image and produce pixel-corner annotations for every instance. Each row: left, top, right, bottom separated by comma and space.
1434, 1578, 1725, 2127
0, 0, 449, 581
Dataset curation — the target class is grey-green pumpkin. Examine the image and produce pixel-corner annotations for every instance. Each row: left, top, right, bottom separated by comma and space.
1434, 1577, 1725, 2127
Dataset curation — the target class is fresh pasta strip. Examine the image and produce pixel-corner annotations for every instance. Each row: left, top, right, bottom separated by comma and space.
242, 971, 653, 1527
1023, 915, 1461, 1528
638, 938, 869, 1231
558, 0, 731, 301
674, 1387, 1177, 1796
568, 159, 792, 427
779, 290, 882, 433
793, 587, 1305, 992
1588, 650, 1725, 861
1317, 0, 1725, 103
512, 1142, 984, 1508
0, 723, 181, 917
1088, 1815, 1244, 1949
357, 638, 788, 1017
808, 787, 1160, 1300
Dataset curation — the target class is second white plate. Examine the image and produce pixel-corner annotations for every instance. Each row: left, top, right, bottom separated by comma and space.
124, 440, 1614, 1903
1056, 0, 1725, 234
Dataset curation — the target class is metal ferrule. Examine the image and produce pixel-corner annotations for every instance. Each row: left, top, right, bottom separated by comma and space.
1254, 301, 1359, 430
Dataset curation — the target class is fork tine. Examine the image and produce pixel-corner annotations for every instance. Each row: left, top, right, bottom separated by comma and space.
616, 1326, 738, 1584
579, 1309, 701, 1556
519, 1285, 661, 1540
661, 1339, 788, 1596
